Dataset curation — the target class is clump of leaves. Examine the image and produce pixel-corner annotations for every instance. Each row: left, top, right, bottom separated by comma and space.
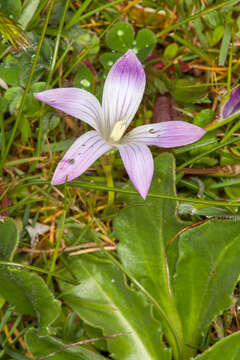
0, 11, 29, 49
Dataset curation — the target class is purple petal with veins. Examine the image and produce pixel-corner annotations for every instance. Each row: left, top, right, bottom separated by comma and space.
223, 87, 240, 118
123, 121, 206, 148
34, 88, 103, 133
33, 50, 207, 199
51, 130, 112, 185
102, 49, 146, 131
117, 143, 154, 199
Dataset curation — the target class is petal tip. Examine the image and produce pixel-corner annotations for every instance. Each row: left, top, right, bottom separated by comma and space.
197, 126, 206, 137
50, 174, 63, 186
139, 190, 148, 200
33, 92, 41, 100
131, 179, 150, 200
111, 48, 145, 80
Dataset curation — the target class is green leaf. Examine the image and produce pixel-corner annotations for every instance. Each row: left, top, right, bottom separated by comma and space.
135, 28, 156, 61
0, 218, 18, 261
26, 328, 106, 360
66, 27, 100, 55
60, 255, 171, 360
173, 220, 240, 358
0, 217, 61, 335
31, 81, 46, 92
0, 64, 21, 86
20, 115, 31, 143
193, 18, 208, 48
173, 131, 218, 155
99, 52, 120, 70
114, 154, 187, 359
193, 109, 215, 127
163, 43, 179, 59
172, 79, 208, 103
203, 10, 222, 28
194, 331, 240, 359
210, 25, 225, 46
219, 24, 231, 66
106, 22, 134, 52
73, 64, 93, 90
0, 0, 21, 20
4, 86, 23, 114
44, 139, 74, 153
18, 0, 41, 29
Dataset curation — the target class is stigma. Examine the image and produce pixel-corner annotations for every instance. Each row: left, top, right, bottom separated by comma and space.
109, 120, 127, 142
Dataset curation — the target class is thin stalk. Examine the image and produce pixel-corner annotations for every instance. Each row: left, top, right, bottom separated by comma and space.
104, 164, 115, 207
10, 179, 240, 208
102, 154, 115, 207
0, 109, 5, 175
206, 111, 240, 131
176, 137, 240, 170
35, 0, 70, 160
47, 182, 67, 285
156, 0, 238, 38
227, 40, 233, 89
170, 34, 212, 63
1, 0, 55, 168
222, 121, 240, 142
64, 0, 92, 30
5, 157, 46, 167
65, 0, 127, 29
53, 42, 72, 74
1, 314, 22, 347
69, 181, 240, 207
27, 0, 49, 29
52, 15, 121, 87
0, 261, 78, 285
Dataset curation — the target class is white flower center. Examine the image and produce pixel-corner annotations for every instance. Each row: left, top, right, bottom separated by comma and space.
109, 120, 127, 142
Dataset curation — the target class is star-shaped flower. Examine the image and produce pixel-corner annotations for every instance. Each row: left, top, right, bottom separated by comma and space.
34, 50, 205, 199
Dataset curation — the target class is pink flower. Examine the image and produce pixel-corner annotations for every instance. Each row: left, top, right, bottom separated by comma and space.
34, 50, 205, 199
222, 87, 240, 119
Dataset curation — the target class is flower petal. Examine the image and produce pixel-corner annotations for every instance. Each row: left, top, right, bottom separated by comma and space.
102, 50, 146, 133
117, 144, 153, 199
34, 88, 103, 133
123, 121, 206, 148
51, 131, 111, 185
223, 87, 240, 118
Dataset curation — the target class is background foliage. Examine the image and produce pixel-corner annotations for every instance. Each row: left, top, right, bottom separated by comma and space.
1, 1, 240, 360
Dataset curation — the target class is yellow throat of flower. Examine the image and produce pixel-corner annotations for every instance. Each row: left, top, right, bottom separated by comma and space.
109, 120, 127, 142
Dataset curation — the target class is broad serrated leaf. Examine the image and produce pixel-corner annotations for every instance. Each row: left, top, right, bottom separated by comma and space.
114, 154, 187, 358
173, 220, 240, 358
194, 331, 240, 359
60, 255, 171, 360
26, 328, 106, 360
0, 217, 61, 335
106, 22, 134, 52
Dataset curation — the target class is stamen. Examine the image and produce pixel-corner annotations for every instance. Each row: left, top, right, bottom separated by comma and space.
110, 120, 127, 142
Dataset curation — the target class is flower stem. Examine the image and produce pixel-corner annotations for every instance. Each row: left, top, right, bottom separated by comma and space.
102, 154, 115, 207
